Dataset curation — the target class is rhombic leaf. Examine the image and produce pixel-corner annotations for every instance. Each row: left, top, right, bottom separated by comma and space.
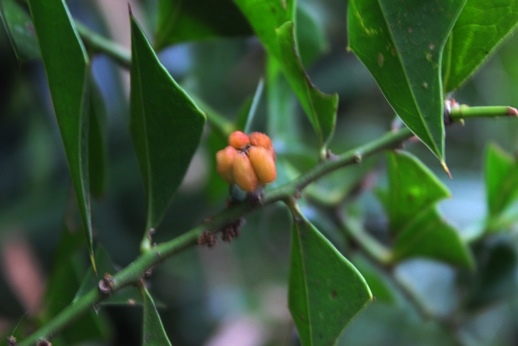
234, 0, 338, 148
380, 151, 473, 268
443, 0, 518, 92
289, 211, 372, 345
348, 0, 466, 161
130, 14, 206, 230
28, 0, 95, 270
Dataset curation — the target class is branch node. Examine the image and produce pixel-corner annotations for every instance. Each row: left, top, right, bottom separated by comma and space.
147, 228, 155, 240
222, 218, 245, 242
144, 267, 154, 279
7, 336, 17, 346
326, 149, 338, 161
247, 189, 264, 205
198, 231, 216, 248
98, 273, 115, 296
353, 152, 362, 163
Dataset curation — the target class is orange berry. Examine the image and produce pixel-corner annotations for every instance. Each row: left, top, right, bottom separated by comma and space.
249, 132, 272, 151
228, 131, 250, 149
233, 152, 258, 192
216, 146, 237, 183
248, 146, 276, 184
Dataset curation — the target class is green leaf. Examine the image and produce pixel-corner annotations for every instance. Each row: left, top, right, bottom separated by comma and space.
141, 287, 172, 346
266, 57, 299, 145
377, 151, 472, 268
485, 143, 518, 221
130, 13, 206, 229
378, 151, 450, 234
276, 21, 338, 149
442, 1, 518, 92
0, 0, 40, 61
28, 0, 95, 270
235, 0, 338, 149
154, 0, 252, 49
88, 75, 108, 199
234, 0, 294, 59
289, 212, 372, 345
348, 0, 466, 160
392, 208, 474, 269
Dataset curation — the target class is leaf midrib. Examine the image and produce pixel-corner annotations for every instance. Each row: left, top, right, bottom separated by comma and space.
377, 0, 442, 157
132, 29, 154, 228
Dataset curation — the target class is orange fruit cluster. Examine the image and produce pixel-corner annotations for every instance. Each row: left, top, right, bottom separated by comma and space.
216, 131, 276, 192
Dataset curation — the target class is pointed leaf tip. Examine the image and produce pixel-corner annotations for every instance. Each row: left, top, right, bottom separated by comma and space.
441, 161, 452, 179
90, 253, 97, 275
28, 0, 95, 271
348, 0, 466, 161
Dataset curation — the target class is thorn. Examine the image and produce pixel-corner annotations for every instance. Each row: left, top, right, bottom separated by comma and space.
441, 161, 452, 179
127, 3, 133, 16
508, 107, 518, 116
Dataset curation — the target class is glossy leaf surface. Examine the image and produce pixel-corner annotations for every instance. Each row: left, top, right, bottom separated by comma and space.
130, 14, 206, 229
28, 0, 95, 269
289, 212, 372, 345
443, 0, 518, 92
348, 0, 466, 160
141, 287, 172, 346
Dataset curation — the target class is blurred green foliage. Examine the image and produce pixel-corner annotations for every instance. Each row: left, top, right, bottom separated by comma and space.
1, 0, 518, 345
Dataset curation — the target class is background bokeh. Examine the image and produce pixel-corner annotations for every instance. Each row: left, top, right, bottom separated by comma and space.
1, 0, 518, 345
